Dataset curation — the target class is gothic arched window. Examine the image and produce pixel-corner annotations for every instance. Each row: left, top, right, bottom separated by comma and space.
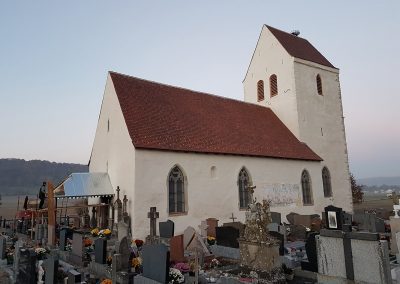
301, 170, 313, 205
168, 165, 186, 213
316, 74, 323, 95
322, 167, 332, 197
257, 80, 264, 101
270, 74, 278, 97
238, 167, 251, 209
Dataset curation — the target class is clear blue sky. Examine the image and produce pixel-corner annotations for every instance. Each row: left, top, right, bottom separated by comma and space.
0, 1, 399, 179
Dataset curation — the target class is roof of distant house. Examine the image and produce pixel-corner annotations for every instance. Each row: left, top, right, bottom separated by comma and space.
110, 71, 322, 161
266, 25, 336, 69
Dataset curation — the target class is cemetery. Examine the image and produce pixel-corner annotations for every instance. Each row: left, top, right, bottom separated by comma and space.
1, 181, 400, 283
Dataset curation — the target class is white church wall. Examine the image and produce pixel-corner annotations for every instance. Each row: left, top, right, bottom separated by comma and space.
243, 25, 300, 138
132, 149, 333, 239
89, 74, 136, 217
293, 60, 352, 212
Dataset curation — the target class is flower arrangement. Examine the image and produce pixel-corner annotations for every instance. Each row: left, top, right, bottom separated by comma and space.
210, 258, 220, 268
83, 237, 93, 247
100, 279, 112, 284
35, 247, 47, 255
91, 228, 99, 237
134, 239, 144, 248
207, 236, 215, 245
168, 268, 185, 284
174, 262, 190, 273
99, 229, 112, 238
131, 257, 142, 268
106, 256, 112, 266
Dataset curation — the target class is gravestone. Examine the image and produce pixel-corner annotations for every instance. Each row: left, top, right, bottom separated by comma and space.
116, 236, 130, 270
159, 220, 174, 238
146, 207, 160, 244
294, 215, 313, 227
198, 221, 208, 238
170, 234, 185, 263
0, 236, 6, 259
301, 232, 319, 272
343, 212, 352, 225
44, 257, 59, 284
288, 225, 307, 241
286, 212, 299, 224
71, 233, 83, 265
95, 238, 107, 264
183, 226, 196, 249
222, 222, 245, 233
206, 218, 218, 238
269, 231, 284, 256
215, 226, 240, 248
142, 244, 170, 283
68, 269, 81, 284
271, 212, 281, 224
324, 205, 343, 230
59, 229, 67, 251
117, 221, 129, 241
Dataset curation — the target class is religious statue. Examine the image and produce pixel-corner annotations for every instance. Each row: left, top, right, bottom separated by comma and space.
38, 182, 46, 209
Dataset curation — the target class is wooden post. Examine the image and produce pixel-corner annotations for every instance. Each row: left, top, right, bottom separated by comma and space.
47, 181, 56, 246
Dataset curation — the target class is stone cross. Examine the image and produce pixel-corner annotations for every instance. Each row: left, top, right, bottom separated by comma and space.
198, 221, 208, 238
123, 195, 128, 217
230, 213, 237, 222
148, 207, 159, 237
114, 186, 123, 223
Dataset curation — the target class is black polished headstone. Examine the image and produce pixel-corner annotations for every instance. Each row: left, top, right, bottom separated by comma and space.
44, 257, 59, 284
301, 232, 319, 272
0, 236, 6, 259
60, 229, 67, 251
95, 238, 107, 264
159, 220, 174, 238
68, 269, 81, 284
343, 212, 352, 225
324, 205, 343, 230
269, 231, 284, 255
142, 244, 170, 284
215, 226, 240, 248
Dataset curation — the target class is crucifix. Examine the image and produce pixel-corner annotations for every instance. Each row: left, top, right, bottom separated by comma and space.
229, 213, 237, 222
147, 207, 159, 237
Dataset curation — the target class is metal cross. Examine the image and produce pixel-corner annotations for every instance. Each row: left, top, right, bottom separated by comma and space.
230, 213, 237, 222
147, 207, 159, 237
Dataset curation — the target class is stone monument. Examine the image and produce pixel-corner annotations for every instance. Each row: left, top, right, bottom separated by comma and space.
238, 188, 281, 272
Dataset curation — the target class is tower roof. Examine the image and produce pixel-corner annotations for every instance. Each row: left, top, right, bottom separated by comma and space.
110, 71, 322, 161
266, 25, 336, 69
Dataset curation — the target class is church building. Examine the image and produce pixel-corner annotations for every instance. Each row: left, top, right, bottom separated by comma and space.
89, 25, 352, 238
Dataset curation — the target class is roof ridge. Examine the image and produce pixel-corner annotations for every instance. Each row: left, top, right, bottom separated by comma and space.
264, 25, 308, 41
108, 71, 272, 111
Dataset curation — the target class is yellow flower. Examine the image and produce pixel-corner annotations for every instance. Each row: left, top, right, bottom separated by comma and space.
207, 236, 215, 241
103, 229, 111, 235
132, 257, 142, 268
91, 228, 99, 236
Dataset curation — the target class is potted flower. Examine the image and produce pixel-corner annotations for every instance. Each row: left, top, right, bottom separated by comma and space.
100, 279, 112, 284
106, 256, 112, 266
131, 256, 142, 273
134, 239, 144, 248
168, 268, 185, 284
35, 247, 47, 260
83, 237, 93, 247
207, 236, 216, 245
91, 228, 99, 237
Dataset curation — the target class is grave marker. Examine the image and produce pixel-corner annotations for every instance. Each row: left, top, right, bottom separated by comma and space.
142, 244, 170, 283
215, 226, 240, 248
159, 220, 174, 238
0, 236, 6, 259
95, 238, 107, 264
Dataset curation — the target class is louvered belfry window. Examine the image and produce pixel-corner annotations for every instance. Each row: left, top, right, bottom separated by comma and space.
257, 80, 264, 101
270, 74, 278, 97
316, 74, 323, 95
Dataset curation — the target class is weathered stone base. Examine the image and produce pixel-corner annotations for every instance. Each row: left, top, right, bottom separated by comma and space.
239, 240, 281, 272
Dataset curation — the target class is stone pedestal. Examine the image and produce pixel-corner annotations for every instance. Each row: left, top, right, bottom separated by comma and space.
239, 240, 281, 271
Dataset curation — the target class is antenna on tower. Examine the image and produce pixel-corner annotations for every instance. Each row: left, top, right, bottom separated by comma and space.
291, 30, 300, 36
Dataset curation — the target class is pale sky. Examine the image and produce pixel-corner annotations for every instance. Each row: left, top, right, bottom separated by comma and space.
0, 1, 399, 179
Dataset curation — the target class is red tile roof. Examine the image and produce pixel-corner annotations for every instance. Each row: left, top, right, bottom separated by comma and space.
266, 25, 336, 69
110, 72, 322, 161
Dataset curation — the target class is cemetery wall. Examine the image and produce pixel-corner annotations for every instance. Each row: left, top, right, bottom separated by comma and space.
133, 149, 332, 239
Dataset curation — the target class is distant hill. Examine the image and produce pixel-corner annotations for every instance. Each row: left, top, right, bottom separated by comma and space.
0, 158, 88, 196
357, 176, 400, 187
